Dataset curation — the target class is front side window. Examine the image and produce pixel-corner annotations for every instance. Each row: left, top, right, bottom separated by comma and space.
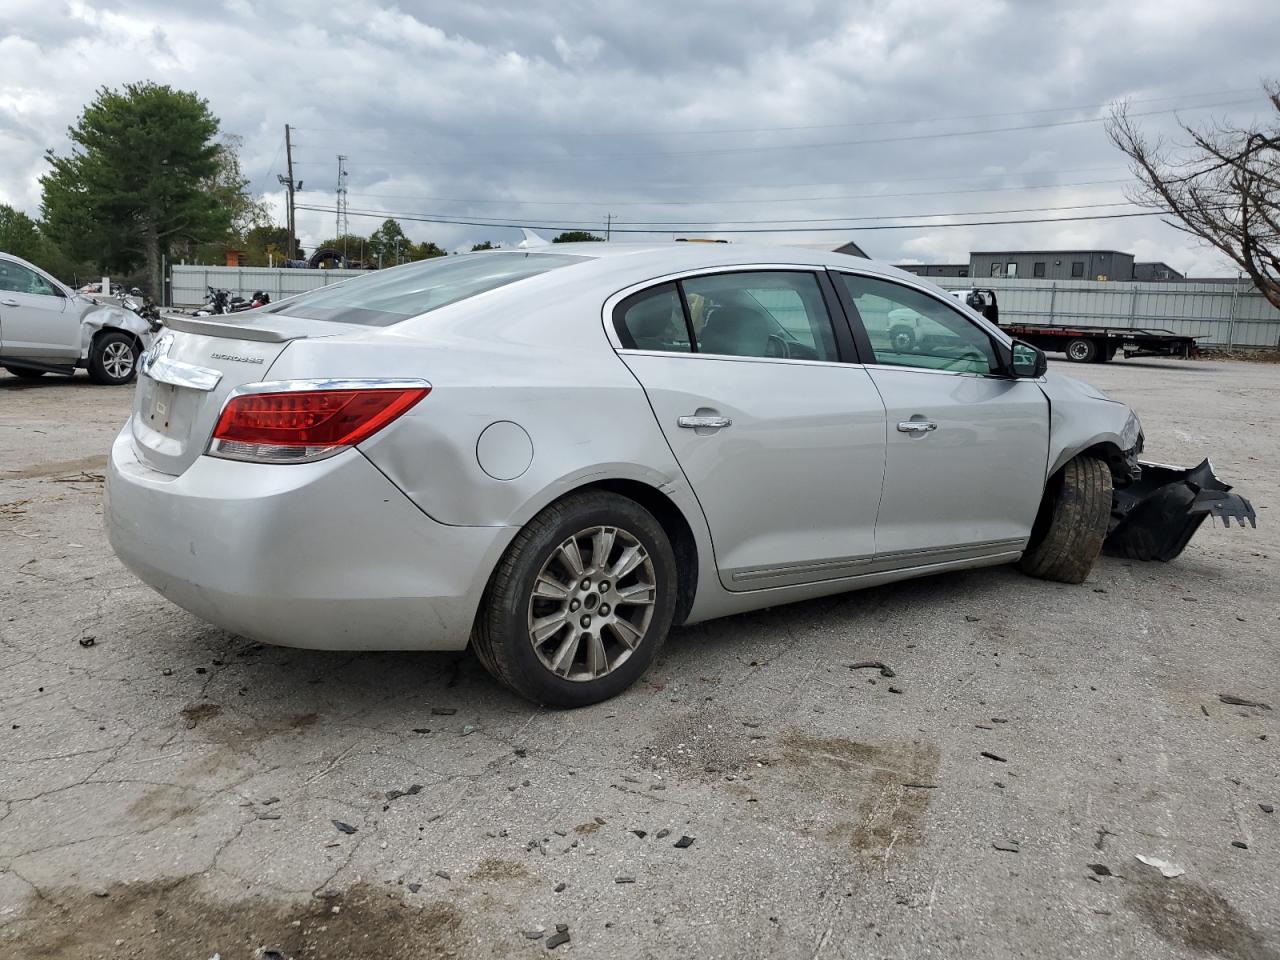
681, 271, 838, 361
267, 252, 589, 326
0, 260, 57, 297
836, 273, 998, 375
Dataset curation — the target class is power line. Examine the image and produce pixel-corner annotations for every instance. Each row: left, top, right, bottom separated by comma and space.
291, 98, 1257, 169
295, 202, 1169, 234
291, 86, 1255, 140
322, 177, 1131, 209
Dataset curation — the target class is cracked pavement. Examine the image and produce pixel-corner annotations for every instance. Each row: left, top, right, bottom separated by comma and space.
0, 358, 1277, 959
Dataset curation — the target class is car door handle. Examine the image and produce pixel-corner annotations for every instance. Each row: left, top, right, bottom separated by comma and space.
678, 415, 732, 429
1, 299, 18, 307
897, 420, 938, 434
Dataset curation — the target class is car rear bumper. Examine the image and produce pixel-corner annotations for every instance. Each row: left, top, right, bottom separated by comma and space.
105, 422, 515, 650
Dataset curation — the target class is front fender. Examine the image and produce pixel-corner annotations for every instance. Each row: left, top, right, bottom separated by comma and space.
1038, 372, 1136, 477
79, 305, 155, 360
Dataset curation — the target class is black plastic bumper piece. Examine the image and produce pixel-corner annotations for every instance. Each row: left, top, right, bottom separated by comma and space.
1105, 459, 1256, 562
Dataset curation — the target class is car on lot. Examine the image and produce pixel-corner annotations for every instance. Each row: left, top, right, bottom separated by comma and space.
0, 252, 155, 384
105, 244, 1255, 706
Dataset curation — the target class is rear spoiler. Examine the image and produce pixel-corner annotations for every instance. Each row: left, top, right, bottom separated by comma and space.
161, 314, 296, 343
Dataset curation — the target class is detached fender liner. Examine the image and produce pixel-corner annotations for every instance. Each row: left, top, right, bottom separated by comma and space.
1105, 459, 1257, 562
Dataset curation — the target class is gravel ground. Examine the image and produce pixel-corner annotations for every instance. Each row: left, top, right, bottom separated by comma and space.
0, 357, 1276, 960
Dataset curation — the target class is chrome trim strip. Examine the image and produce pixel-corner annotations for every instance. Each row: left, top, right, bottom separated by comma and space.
727, 537, 1026, 588
141, 355, 222, 392
225, 377, 432, 397
616, 348, 866, 370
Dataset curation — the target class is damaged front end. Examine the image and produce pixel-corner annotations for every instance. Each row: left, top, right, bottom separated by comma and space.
1106, 459, 1257, 562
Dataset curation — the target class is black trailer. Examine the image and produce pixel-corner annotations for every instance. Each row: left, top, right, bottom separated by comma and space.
953, 289, 1200, 363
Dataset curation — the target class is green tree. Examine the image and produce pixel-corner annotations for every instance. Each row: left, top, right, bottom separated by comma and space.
408, 241, 446, 261
368, 218, 411, 265
41, 82, 231, 297
0, 204, 47, 263
471, 241, 496, 251
552, 231, 604, 243
242, 224, 304, 266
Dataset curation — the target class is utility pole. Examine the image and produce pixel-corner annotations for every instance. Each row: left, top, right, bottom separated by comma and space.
606, 212, 613, 241
278, 124, 300, 262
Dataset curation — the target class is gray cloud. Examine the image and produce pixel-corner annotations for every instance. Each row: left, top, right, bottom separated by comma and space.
1, 0, 1276, 271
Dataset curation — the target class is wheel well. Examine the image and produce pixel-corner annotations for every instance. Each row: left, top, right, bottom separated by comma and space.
92, 325, 142, 350
1028, 443, 1125, 553
567, 478, 700, 626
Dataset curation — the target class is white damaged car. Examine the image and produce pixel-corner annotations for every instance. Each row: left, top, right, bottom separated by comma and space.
105, 244, 1256, 706
0, 252, 157, 385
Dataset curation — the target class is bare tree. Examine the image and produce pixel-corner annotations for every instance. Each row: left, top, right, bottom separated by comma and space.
1107, 82, 1280, 309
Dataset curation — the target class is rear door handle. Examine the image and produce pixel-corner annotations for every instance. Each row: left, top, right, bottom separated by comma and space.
678, 415, 732, 429
897, 420, 938, 434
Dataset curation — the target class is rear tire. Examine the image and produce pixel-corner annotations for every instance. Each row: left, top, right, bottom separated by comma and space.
472, 491, 678, 707
4, 367, 47, 380
1018, 454, 1113, 584
87, 331, 138, 385
1065, 338, 1098, 363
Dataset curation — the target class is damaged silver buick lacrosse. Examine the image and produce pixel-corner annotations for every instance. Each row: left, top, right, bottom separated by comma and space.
106, 243, 1255, 706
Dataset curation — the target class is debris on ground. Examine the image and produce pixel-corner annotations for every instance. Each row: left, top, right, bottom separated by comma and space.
1219, 694, 1272, 710
674, 835, 695, 849
631, 829, 647, 838
1086, 864, 1113, 877
1261, 804, 1275, 814
385, 784, 423, 801
980, 751, 1007, 762
993, 840, 1020, 853
1231, 840, 1249, 849
1135, 854, 1184, 878
407, 883, 421, 893
78, 636, 95, 647
554, 882, 566, 892
523, 928, 545, 940
462, 724, 477, 736
331, 820, 357, 835
847, 660, 895, 678
546, 926, 570, 949
615, 875, 636, 883
656, 829, 671, 839
435, 870, 451, 880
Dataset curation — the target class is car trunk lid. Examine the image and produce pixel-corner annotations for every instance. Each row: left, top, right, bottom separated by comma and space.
130, 314, 349, 476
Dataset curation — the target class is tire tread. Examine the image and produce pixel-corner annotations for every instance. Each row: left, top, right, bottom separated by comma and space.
1017, 455, 1112, 584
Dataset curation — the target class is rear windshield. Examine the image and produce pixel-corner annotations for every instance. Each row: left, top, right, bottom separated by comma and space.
266, 252, 589, 326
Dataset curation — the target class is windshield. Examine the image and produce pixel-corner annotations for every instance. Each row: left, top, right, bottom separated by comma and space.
266, 252, 589, 326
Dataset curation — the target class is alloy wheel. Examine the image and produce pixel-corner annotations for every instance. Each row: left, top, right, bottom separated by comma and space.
103, 341, 135, 380
527, 525, 657, 682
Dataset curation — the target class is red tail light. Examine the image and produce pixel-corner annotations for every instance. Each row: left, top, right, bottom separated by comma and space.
209, 384, 429, 463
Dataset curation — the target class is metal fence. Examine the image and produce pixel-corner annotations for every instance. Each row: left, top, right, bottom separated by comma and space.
932, 277, 1280, 349
169, 265, 366, 307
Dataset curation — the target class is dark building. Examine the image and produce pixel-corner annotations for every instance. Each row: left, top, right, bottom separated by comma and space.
970, 249, 1135, 281
1133, 261, 1184, 281
893, 263, 970, 278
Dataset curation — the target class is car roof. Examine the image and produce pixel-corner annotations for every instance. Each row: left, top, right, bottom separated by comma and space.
515, 241, 935, 288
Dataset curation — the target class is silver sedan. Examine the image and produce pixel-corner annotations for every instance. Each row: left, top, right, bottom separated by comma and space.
105, 244, 1255, 706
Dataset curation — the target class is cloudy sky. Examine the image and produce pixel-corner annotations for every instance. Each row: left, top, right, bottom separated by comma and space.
1, 0, 1276, 272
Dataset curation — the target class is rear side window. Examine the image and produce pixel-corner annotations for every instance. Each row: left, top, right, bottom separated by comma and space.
615, 283, 692, 352
268, 252, 588, 326
682, 271, 838, 361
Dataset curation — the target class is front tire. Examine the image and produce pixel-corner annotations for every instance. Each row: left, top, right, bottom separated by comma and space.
472, 491, 678, 707
1018, 455, 1113, 584
87, 331, 138, 385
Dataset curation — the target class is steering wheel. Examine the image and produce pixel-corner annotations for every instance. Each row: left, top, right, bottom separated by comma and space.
765, 334, 791, 359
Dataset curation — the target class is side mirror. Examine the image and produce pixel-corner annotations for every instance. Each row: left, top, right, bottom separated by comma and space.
1010, 340, 1047, 378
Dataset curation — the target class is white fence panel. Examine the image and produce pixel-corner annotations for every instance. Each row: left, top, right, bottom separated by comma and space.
933, 277, 1280, 348
170, 265, 366, 307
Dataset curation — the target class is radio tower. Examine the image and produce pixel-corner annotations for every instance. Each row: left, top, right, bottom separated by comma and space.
335, 155, 349, 251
